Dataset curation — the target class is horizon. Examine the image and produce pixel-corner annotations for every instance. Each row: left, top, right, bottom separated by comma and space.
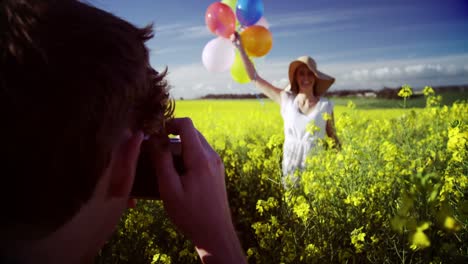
89, 0, 468, 99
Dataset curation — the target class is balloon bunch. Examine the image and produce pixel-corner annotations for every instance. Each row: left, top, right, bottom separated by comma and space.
202, 0, 272, 83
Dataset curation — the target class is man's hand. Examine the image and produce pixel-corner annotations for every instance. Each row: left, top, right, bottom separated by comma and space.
150, 118, 246, 264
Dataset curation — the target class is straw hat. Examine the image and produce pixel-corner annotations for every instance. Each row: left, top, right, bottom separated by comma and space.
287, 56, 335, 96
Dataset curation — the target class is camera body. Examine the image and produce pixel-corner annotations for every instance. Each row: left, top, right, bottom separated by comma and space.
130, 137, 183, 199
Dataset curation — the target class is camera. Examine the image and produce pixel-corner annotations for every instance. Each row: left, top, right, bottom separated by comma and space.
130, 137, 183, 199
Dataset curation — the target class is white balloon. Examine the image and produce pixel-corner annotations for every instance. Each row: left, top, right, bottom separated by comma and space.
202, 37, 235, 72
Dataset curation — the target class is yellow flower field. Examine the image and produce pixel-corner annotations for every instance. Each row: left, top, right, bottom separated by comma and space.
98, 95, 468, 264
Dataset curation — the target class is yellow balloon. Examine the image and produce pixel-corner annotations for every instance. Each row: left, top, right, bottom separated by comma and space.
230, 51, 254, 84
221, 0, 236, 11
221, 0, 241, 30
240, 25, 272, 57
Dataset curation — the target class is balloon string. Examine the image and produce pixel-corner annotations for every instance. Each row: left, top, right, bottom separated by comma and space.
252, 57, 264, 106
255, 93, 264, 106
252, 83, 264, 106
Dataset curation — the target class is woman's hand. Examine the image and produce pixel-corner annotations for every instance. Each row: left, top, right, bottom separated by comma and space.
229, 31, 283, 104
230, 31, 242, 49
149, 118, 246, 264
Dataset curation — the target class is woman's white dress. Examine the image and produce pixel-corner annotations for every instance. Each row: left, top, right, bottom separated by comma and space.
280, 91, 334, 177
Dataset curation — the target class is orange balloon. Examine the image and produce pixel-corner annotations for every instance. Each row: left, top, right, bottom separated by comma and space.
240, 25, 272, 57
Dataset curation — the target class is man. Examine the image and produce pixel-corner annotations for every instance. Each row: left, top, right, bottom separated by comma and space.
0, 0, 246, 263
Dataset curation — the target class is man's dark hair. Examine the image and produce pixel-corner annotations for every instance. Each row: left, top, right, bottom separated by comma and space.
0, 0, 173, 239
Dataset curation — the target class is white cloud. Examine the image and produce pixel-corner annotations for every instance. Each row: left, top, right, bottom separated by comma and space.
179, 25, 211, 39
164, 58, 291, 99
154, 23, 186, 33
343, 64, 458, 81
151, 5, 406, 42
166, 63, 248, 99
272, 78, 289, 89
154, 23, 209, 40
269, 7, 395, 29
327, 54, 468, 90
273, 23, 360, 38
192, 83, 204, 91
161, 53, 468, 99
152, 45, 193, 55
373, 67, 391, 79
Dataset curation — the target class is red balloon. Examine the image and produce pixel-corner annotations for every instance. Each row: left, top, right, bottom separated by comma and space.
205, 2, 236, 38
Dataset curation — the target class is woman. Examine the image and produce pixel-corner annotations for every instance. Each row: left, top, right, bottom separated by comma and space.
232, 33, 341, 181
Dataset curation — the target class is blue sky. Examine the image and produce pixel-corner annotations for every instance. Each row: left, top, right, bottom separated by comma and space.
88, 0, 468, 99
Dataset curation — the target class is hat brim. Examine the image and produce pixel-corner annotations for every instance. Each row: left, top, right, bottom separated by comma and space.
288, 60, 335, 96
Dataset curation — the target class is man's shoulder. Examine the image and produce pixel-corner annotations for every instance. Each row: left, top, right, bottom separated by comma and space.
0, 254, 21, 264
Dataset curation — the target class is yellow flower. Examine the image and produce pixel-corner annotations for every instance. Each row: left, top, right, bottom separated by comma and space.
447, 126, 468, 163
347, 100, 356, 109
371, 235, 380, 244
398, 84, 413, 98
322, 112, 332, 121
305, 243, 320, 256
423, 86, 435, 96
344, 192, 365, 206
152, 253, 171, 264
444, 216, 460, 231
410, 222, 431, 250
350, 227, 366, 253
306, 122, 321, 134
293, 196, 310, 223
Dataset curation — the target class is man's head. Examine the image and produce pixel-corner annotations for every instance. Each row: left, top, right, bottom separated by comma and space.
0, 0, 173, 242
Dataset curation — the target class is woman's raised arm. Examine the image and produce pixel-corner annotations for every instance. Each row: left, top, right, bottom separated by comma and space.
231, 32, 283, 104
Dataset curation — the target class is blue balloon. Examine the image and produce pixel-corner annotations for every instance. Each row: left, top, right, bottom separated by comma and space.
236, 0, 264, 27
